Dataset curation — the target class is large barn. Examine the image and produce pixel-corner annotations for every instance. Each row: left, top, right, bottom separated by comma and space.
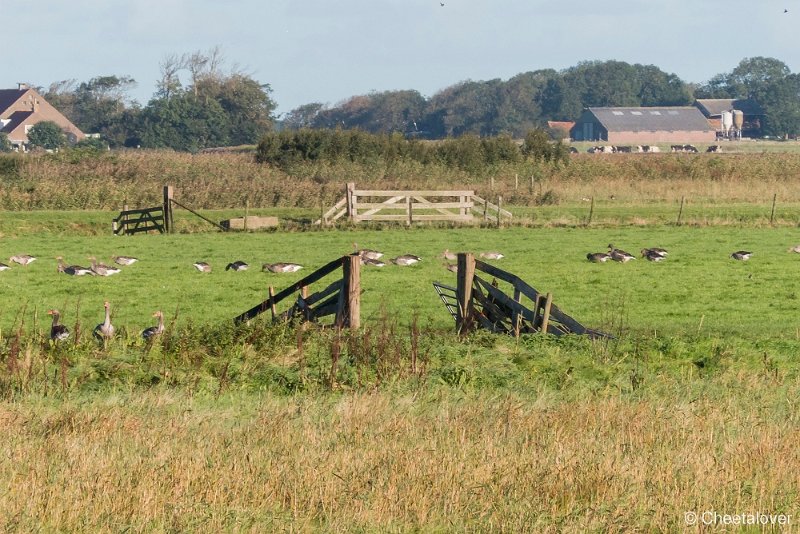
570, 107, 716, 144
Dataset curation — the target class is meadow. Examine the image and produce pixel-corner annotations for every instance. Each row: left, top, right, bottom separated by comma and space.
3, 149, 800, 531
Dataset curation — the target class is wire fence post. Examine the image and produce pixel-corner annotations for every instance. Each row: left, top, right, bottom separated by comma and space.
677, 196, 685, 226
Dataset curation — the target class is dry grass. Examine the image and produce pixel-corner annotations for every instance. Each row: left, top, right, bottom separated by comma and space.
1, 379, 798, 532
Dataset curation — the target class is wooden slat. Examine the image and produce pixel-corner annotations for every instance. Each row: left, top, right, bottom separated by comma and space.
304, 279, 343, 307
322, 196, 347, 220
474, 276, 535, 324
356, 214, 474, 222
471, 194, 513, 218
234, 256, 345, 324
355, 190, 473, 197
355, 201, 472, 210
356, 195, 405, 217
474, 260, 522, 287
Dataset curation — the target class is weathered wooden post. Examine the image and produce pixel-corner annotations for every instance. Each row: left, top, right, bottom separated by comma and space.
456, 253, 476, 335
483, 198, 488, 221
163, 186, 174, 233
513, 287, 522, 338
406, 195, 413, 226
770, 193, 777, 225
497, 196, 503, 227
268, 286, 277, 320
587, 196, 595, 226
676, 196, 685, 226
515, 174, 519, 191
342, 253, 361, 329
540, 292, 553, 334
346, 182, 356, 223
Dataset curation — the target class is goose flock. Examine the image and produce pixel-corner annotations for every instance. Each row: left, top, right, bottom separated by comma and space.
584, 244, 766, 263
47, 302, 166, 344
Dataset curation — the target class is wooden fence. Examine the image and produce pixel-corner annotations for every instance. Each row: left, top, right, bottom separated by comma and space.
318, 182, 512, 225
233, 254, 361, 328
113, 186, 229, 235
433, 253, 608, 338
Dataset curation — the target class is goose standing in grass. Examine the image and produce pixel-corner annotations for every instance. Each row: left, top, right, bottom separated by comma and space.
57, 256, 94, 276
261, 262, 303, 273
607, 244, 636, 262
112, 255, 138, 266
788, 245, 800, 254
390, 254, 422, 266
353, 243, 384, 260
225, 261, 249, 271
479, 252, 505, 260
47, 309, 70, 342
89, 256, 121, 276
731, 251, 752, 261
93, 301, 115, 344
586, 252, 611, 263
9, 254, 35, 266
193, 262, 212, 273
141, 311, 165, 340
0, 263, 10, 271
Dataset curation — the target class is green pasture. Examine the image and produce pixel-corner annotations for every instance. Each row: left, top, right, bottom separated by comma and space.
3, 210, 800, 341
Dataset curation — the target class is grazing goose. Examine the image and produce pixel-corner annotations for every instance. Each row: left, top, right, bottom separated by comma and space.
193, 262, 212, 273
225, 261, 249, 271
141, 311, 165, 340
9, 254, 36, 266
479, 252, 505, 260
440, 249, 458, 261
608, 244, 636, 262
0, 263, 10, 271
788, 245, 800, 254
586, 252, 611, 263
391, 254, 421, 266
93, 301, 115, 343
444, 262, 458, 273
47, 309, 70, 342
112, 255, 138, 266
360, 258, 386, 267
641, 249, 666, 262
644, 247, 668, 256
353, 243, 384, 260
261, 262, 303, 273
731, 251, 752, 261
56, 256, 94, 276
89, 257, 121, 276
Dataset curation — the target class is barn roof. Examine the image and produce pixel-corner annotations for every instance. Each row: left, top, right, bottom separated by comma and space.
586, 107, 713, 132
694, 98, 762, 117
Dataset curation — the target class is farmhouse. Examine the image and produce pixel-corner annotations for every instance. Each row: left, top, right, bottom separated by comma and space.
0, 83, 84, 149
570, 107, 716, 144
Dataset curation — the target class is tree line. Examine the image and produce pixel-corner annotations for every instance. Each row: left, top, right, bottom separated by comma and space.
6, 54, 798, 154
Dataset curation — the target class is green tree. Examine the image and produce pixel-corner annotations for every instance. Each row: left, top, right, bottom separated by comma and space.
283, 103, 325, 130
0, 133, 11, 152
27, 121, 67, 150
758, 74, 800, 137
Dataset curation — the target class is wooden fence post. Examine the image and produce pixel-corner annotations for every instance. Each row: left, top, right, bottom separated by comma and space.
515, 174, 519, 191
540, 293, 553, 334
676, 196, 685, 226
456, 253, 475, 335
497, 196, 503, 227
770, 193, 777, 225
268, 286, 277, 320
163, 185, 174, 233
406, 195, 413, 226
346, 182, 356, 222
342, 253, 361, 329
483, 198, 488, 221
587, 196, 594, 226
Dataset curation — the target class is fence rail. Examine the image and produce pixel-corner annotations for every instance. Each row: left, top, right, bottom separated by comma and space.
112, 206, 165, 235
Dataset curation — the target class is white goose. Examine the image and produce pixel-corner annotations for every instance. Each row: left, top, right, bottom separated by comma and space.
731, 251, 752, 261
479, 252, 505, 260
354, 243, 384, 260
608, 244, 636, 262
193, 262, 212, 273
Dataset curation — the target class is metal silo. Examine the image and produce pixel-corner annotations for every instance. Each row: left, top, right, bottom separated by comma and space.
721, 110, 733, 132
732, 110, 744, 130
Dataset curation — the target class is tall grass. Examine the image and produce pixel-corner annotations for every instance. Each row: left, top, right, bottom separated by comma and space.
3, 149, 800, 211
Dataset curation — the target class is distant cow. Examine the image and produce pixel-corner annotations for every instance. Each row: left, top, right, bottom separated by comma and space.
569, 146, 579, 154
588, 145, 613, 154
671, 144, 698, 153
642, 145, 660, 153
706, 145, 722, 153
614, 146, 632, 153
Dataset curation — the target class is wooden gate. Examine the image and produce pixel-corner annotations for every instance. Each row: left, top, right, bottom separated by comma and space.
435, 253, 608, 338
318, 182, 512, 225
234, 254, 361, 328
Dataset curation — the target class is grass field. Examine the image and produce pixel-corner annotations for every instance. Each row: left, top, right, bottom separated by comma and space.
4, 153, 800, 531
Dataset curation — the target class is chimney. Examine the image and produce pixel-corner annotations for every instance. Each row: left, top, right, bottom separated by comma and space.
17, 82, 28, 90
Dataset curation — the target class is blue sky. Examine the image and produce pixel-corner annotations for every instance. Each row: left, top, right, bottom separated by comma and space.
2, 0, 797, 115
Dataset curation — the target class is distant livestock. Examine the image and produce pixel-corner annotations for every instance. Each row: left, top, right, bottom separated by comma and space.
671, 144, 698, 153
706, 145, 722, 153
588, 145, 660, 154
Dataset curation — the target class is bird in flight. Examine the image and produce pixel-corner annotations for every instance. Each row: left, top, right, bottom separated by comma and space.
440, 2, 445, 6
785, 8, 789, 13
